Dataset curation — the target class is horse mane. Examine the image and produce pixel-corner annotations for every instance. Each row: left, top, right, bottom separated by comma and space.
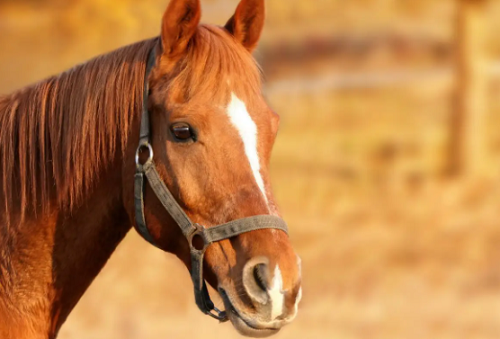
0, 24, 261, 223
0, 37, 157, 220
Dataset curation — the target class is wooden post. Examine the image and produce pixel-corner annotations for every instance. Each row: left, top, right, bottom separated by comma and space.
451, 0, 489, 177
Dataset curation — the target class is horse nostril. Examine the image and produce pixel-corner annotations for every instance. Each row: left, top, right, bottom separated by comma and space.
253, 263, 269, 292
243, 258, 271, 304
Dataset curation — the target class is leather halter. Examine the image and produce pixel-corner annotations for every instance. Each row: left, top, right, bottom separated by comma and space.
134, 48, 289, 321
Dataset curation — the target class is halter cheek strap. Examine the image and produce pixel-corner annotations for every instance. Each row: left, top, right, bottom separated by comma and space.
134, 47, 288, 322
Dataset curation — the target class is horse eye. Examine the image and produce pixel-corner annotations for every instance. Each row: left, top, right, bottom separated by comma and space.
171, 123, 194, 141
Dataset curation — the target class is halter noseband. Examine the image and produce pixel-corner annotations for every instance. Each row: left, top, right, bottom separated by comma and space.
134, 48, 289, 321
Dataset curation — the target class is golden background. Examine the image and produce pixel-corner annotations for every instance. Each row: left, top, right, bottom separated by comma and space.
2, 0, 500, 338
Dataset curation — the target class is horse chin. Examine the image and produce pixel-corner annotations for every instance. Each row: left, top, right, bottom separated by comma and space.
219, 288, 281, 338
228, 313, 280, 338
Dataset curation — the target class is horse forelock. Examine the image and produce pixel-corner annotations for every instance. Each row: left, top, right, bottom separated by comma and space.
156, 24, 263, 106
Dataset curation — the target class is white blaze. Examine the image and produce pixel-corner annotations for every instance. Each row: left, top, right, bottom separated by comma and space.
226, 93, 268, 205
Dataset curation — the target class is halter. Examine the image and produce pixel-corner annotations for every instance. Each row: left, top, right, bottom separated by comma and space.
134, 48, 289, 321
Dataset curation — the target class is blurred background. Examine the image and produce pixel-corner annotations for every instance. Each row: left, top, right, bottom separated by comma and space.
2, 0, 500, 338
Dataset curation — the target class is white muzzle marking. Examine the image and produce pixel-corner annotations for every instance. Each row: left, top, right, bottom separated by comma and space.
269, 265, 285, 320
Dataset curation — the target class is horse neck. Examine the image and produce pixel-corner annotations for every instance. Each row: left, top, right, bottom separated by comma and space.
0, 156, 132, 339
0, 71, 146, 339
0, 39, 156, 338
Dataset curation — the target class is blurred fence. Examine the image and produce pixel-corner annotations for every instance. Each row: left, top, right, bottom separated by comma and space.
265, 64, 499, 93
264, 0, 495, 182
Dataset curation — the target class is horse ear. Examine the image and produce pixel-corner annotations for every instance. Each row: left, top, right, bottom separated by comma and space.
161, 0, 201, 57
224, 0, 265, 52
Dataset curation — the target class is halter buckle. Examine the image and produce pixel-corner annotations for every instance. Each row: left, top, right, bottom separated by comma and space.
207, 307, 229, 322
135, 141, 154, 171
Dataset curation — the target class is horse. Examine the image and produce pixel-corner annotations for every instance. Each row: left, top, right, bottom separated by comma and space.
0, 0, 302, 338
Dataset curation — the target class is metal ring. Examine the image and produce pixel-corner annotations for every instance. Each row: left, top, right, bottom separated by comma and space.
188, 224, 210, 253
135, 142, 154, 167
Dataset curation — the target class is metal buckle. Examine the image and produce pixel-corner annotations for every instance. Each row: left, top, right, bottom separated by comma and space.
207, 307, 228, 322
135, 141, 154, 171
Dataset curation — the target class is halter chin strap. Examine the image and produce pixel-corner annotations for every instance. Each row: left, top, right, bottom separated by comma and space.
134, 47, 289, 322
